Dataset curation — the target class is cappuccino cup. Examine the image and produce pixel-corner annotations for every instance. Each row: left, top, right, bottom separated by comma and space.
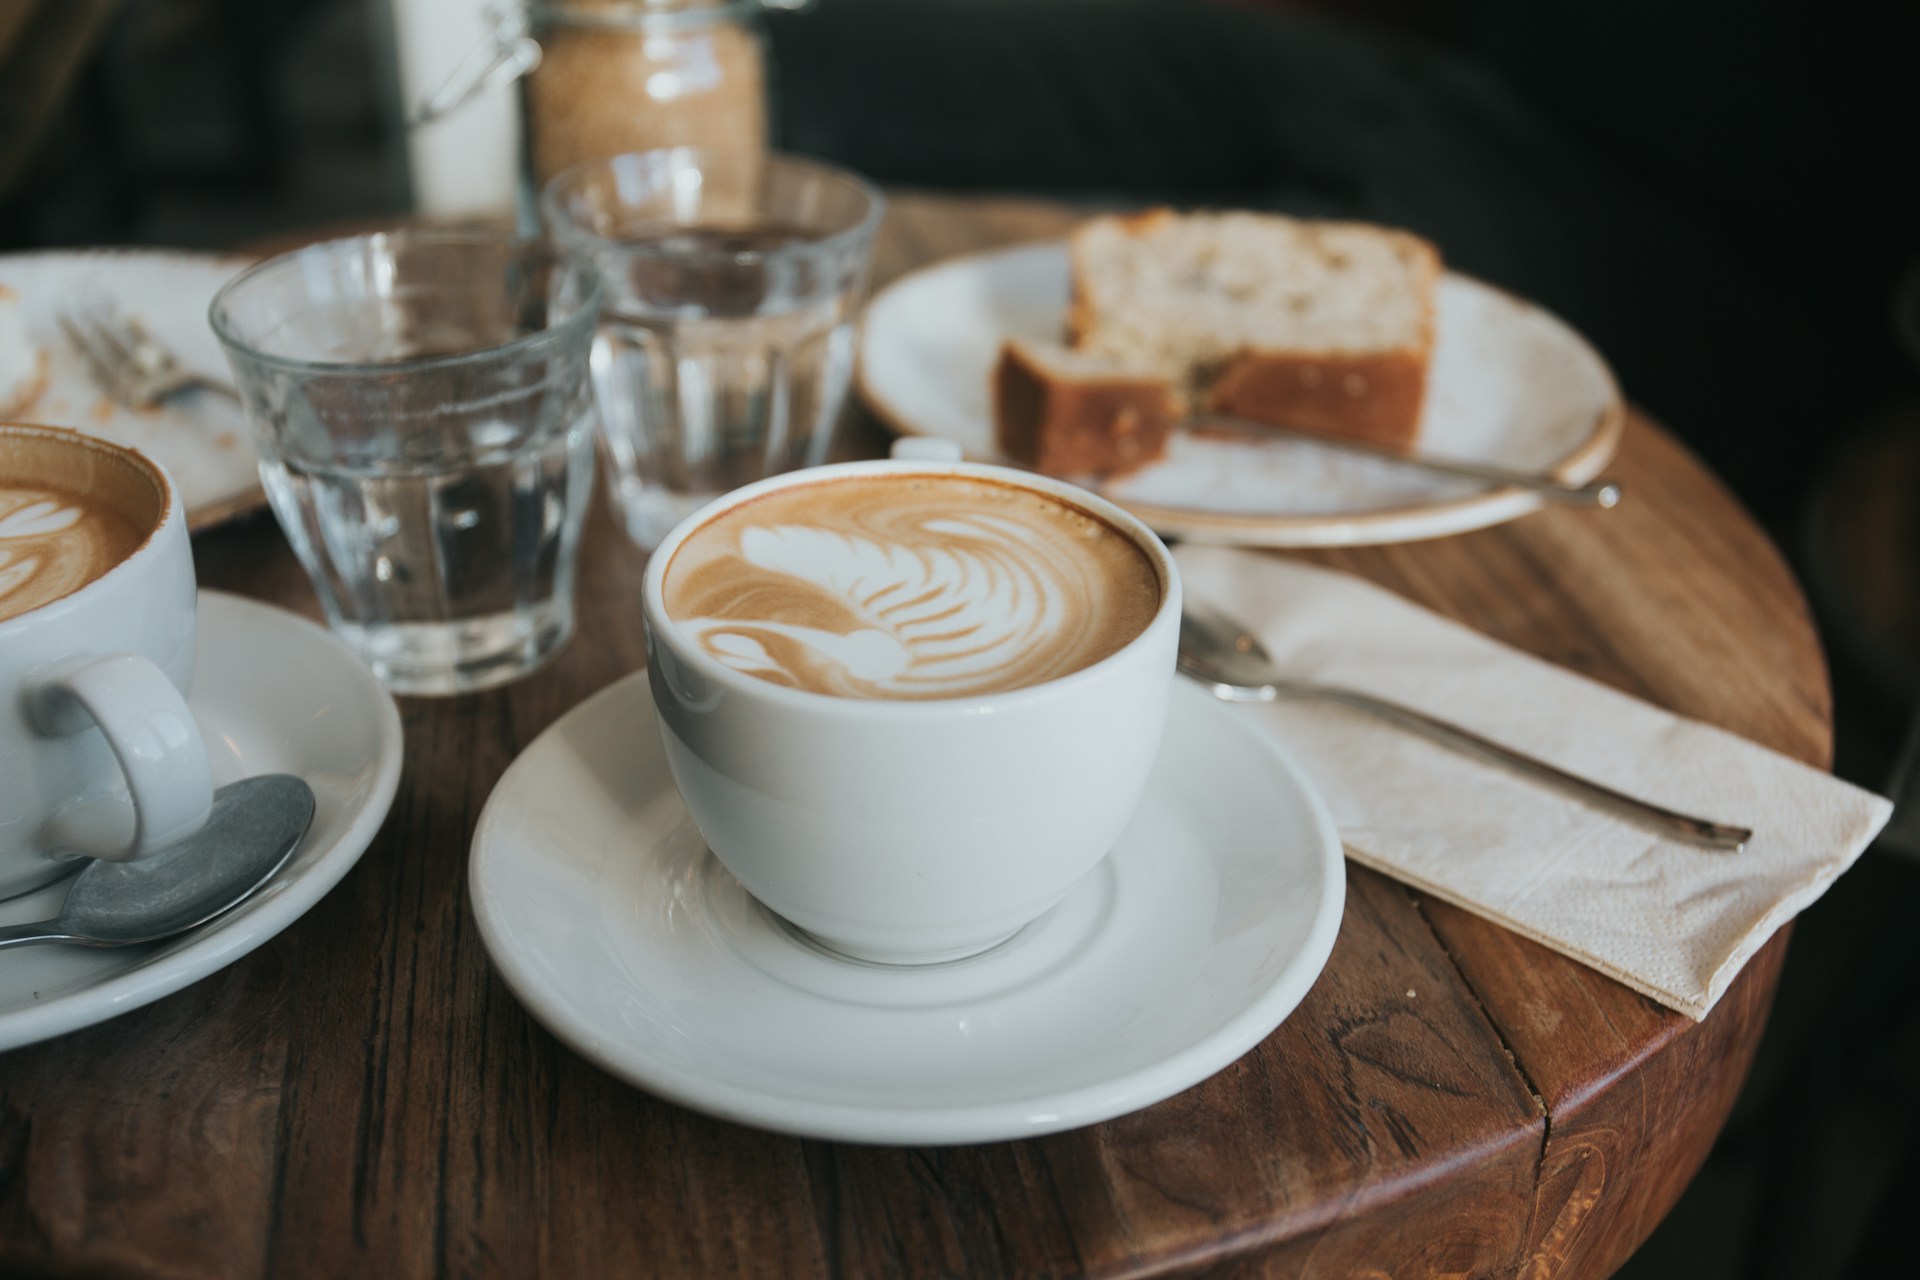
640, 448, 1180, 964
0, 423, 214, 898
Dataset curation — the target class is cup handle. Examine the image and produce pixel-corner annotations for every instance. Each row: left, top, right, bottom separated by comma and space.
24, 652, 215, 860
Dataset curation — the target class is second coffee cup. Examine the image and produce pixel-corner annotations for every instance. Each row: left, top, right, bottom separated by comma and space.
0, 423, 214, 898
640, 452, 1180, 964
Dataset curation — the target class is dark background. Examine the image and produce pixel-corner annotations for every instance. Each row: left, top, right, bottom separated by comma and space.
3, 2, 1918, 1275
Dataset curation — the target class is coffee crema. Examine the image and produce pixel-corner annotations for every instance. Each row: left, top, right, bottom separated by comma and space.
662, 473, 1163, 700
0, 429, 159, 622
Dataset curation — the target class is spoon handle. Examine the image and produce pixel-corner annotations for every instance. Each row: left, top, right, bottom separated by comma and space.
0, 922, 75, 949
1281, 679, 1752, 849
1191, 415, 1622, 508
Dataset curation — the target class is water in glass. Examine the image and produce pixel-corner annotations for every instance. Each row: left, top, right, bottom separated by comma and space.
260, 411, 596, 695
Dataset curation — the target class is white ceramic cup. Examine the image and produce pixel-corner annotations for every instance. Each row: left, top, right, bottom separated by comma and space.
0, 424, 214, 899
640, 453, 1181, 965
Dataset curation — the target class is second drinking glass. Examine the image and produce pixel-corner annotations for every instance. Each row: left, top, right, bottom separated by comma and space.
210, 231, 603, 696
542, 148, 885, 551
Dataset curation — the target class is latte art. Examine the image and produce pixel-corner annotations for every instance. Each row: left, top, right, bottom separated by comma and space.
0, 486, 146, 621
663, 474, 1163, 699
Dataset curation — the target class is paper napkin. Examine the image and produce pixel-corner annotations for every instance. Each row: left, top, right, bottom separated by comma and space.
1174, 546, 1894, 1020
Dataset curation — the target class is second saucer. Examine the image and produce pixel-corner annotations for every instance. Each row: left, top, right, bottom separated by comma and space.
469, 675, 1345, 1145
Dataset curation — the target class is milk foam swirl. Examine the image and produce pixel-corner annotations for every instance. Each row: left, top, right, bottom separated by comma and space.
663, 475, 1162, 700
0, 489, 139, 622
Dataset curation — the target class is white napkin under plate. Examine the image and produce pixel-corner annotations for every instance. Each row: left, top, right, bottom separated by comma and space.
1174, 546, 1894, 1020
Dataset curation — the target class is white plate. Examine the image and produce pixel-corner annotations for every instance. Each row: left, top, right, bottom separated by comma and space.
469, 674, 1345, 1145
0, 591, 403, 1052
855, 242, 1625, 546
0, 249, 263, 531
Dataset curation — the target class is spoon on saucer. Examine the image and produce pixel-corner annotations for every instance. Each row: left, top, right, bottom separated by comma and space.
1176, 598, 1752, 850
0, 774, 316, 950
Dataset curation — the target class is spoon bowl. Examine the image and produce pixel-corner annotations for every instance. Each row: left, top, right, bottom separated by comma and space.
0, 774, 315, 949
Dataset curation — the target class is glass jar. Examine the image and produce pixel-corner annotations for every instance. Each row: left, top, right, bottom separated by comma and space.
409, 2, 800, 203
523, 1, 771, 187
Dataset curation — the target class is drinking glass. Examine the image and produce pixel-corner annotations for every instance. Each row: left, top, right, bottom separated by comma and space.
541, 148, 885, 550
210, 231, 603, 695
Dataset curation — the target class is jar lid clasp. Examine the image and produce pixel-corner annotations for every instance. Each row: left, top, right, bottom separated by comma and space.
409, 4, 544, 129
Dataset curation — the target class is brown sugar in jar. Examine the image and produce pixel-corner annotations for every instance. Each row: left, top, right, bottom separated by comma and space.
524, 0, 769, 187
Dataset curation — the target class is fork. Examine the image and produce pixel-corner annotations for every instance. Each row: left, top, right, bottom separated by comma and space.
60, 304, 241, 411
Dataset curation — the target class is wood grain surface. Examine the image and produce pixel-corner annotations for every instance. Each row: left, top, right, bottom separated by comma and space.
0, 193, 1831, 1279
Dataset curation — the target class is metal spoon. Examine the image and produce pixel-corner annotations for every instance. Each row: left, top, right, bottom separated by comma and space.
1177, 598, 1752, 849
0, 774, 316, 949
1191, 414, 1623, 508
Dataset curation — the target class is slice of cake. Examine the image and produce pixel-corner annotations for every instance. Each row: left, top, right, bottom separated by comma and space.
992, 337, 1178, 477
1065, 209, 1440, 451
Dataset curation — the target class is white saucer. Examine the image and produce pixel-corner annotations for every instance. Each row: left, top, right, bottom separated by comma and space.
0, 591, 403, 1052
469, 675, 1345, 1145
856, 242, 1624, 547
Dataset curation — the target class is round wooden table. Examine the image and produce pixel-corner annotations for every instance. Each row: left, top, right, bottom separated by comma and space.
0, 195, 1829, 1279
